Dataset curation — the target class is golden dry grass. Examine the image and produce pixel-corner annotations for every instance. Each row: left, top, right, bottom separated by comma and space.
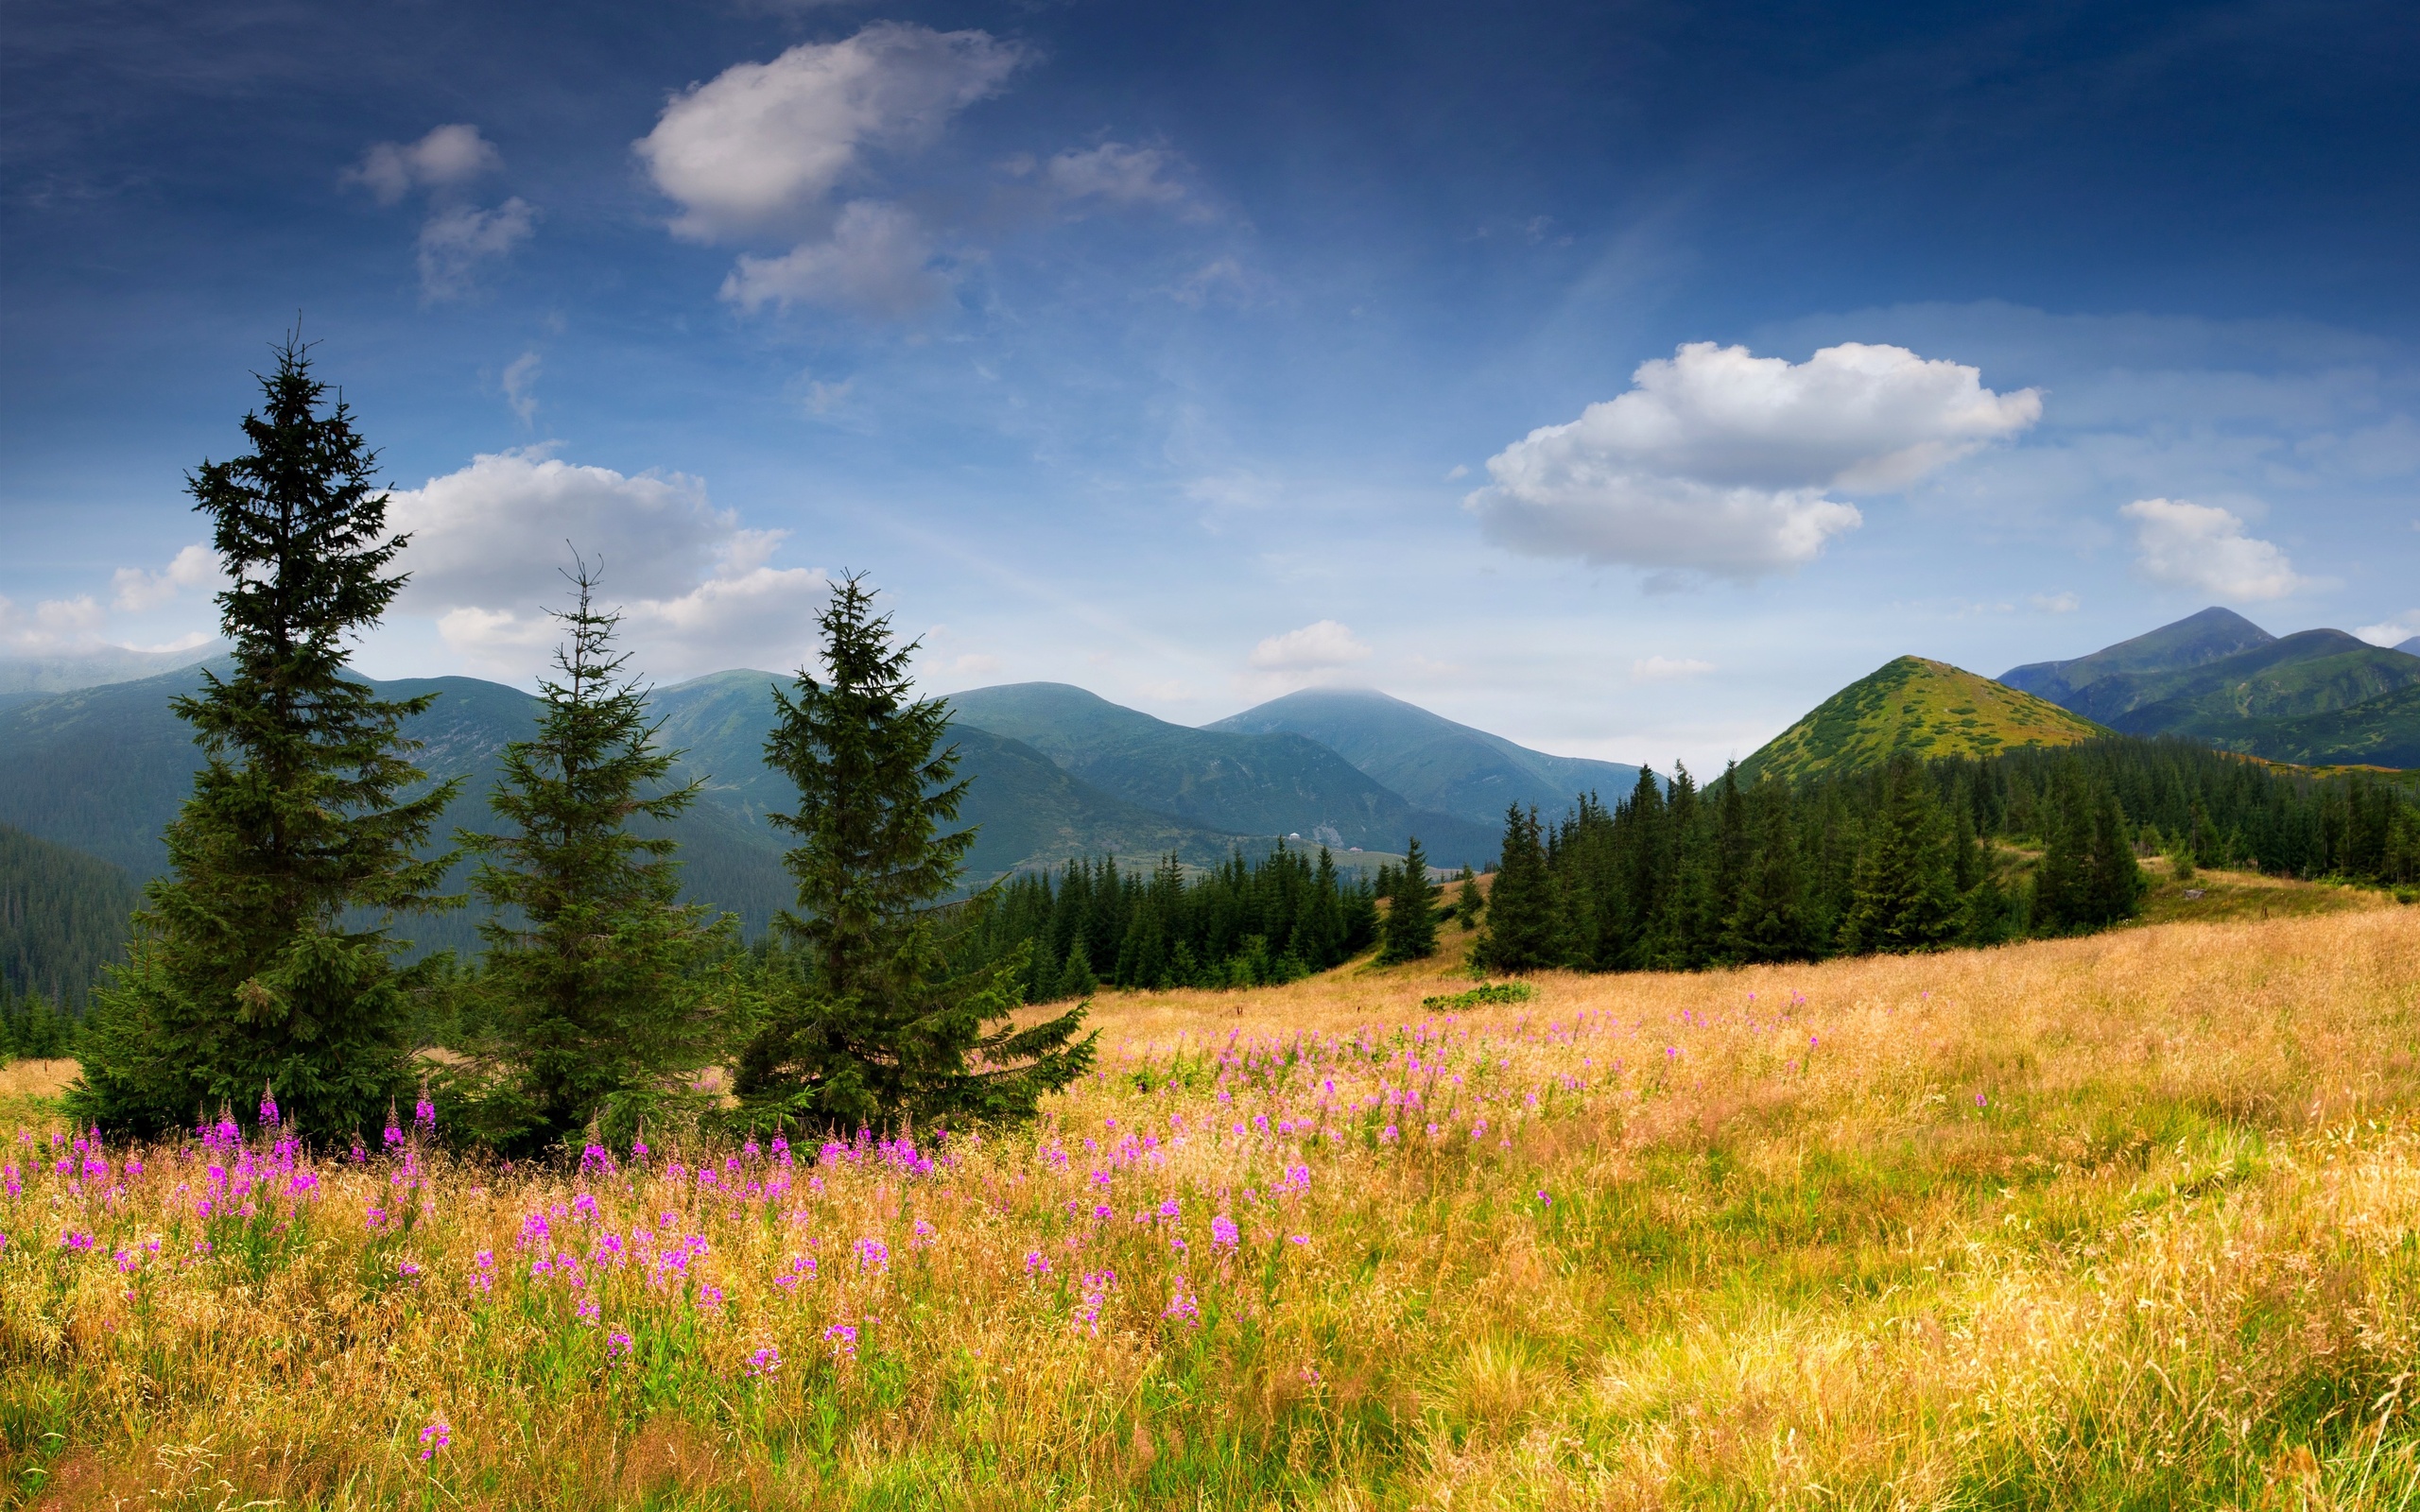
5, 901, 2420, 1508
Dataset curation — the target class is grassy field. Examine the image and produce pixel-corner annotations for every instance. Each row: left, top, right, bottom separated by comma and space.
5, 897, 2420, 1508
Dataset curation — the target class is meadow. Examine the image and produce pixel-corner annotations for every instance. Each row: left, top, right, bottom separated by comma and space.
5, 878, 2419, 1508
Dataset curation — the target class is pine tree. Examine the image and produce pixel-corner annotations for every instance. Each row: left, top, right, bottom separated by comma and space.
1472, 805, 1558, 972
71, 337, 458, 1137
733, 576, 1094, 1135
1452, 865, 1484, 928
1838, 755, 1960, 954
1378, 836, 1439, 964
453, 562, 736, 1153
1725, 778, 1811, 962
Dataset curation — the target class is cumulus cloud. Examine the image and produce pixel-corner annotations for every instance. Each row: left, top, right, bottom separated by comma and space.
2354, 612, 2420, 648
0, 593, 104, 653
111, 543, 221, 612
345, 125, 500, 205
1630, 656, 1715, 681
2119, 498, 2312, 602
635, 25, 1023, 243
720, 199, 945, 315
384, 450, 831, 679
1248, 620, 1372, 672
1466, 341, 2042, 580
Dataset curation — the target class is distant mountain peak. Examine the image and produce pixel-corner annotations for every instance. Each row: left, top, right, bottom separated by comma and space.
1741, 656, 2103, 783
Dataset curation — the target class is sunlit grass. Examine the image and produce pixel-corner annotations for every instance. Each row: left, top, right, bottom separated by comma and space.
6, 902, 2420, 1507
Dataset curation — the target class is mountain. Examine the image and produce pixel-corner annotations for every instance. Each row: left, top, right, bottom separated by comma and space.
2089, 629, 2420, 740
0, 664, 1263, 958
648, 671, 1253, 881
1202, 686, 1645, 826
2204, 682, 2420, 769
1998, 607, 2276, 715
0, 643, 231, 696
1739, 656, 2106, 784
943, 682, 1502, 866
1, 823, 142, 1007
2397, 636, 2420, 659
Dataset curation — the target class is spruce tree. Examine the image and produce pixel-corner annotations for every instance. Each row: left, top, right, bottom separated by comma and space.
1837, 754, 1960, 954
733, 576, 1093, 1134
1472, 804, 1558, 972
71, 337, 458, 1137
1451, 865, 1484, 928
1725, 778, 1811, 962
1377, 835, 1439, 964
454, 562, 735, 1153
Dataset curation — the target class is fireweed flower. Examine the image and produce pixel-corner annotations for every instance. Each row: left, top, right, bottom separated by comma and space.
746, 1344, 782, 1378
1210, 1214, 1240, 1251
607, 1332, 633, 1360
418, 1418, 450, 1461
1025, 1249, 1050, 1276
1163, 1275, 1201, 1326
823, 1323, 858, 1361
695, 1283, 724, 1310
854, 1237, 889, 1273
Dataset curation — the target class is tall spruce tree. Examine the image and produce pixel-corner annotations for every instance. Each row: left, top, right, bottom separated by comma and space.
71, 337, 458, 1137
733, 576, 1093, 1134
1378, 835, 1439, 964
1451, 865, 1484, 928
455, 562, 735, 1153
1472, 804, 1558, 972
1837, 754, 1961, 954
1725, 778, 1811, 962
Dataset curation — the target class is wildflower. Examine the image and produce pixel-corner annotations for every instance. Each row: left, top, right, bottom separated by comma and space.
1287, 1234, 1308, 1246
383, 1102, 404, 1150
855, 1236, 890, 1273
1976, 1092, 1989, 1107
746, 1345, 781, 1378
1211, 1213, 1240, 1251
577, 1297, 600, 1323
911, 1218, 936, 1249
1380, 1124, 1399, 1143
607, 1331, 633, 1360
418, 1418, 450, 1461
414, 1086, 436, 1135
1164, 1275, 1201, 1327
1025, 1249, 1050, 1276
1092, 1203, 1113, 1222
1536, 1190, 1551, 1207
1071, 1270, 1117, 1335
397, 1258, 423, 1281
824, 1322, 859, 1360
60, 1230, 94, 1251
696, 1283, 725, 1310
1156, 1197, 1181, 1221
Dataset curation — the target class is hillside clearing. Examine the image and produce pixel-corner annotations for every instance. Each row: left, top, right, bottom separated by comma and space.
3, 903, 2418, 1507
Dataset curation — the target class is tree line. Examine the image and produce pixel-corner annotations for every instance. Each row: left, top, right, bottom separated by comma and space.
1466, 738, 2420, 975
69, 339, 1091, 1150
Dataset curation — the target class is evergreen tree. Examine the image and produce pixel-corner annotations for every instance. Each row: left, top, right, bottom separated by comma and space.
1838, 754, 1960, 954
1378, 835, 1439, 964
2030, 770, 2147, 933
1451, 865, 1484, 928
1725, 778, 1810, 962
1472, 805, 1558, 972
1058, 936, 1098, 999
733, 576, 1093, 1134
71, 337, 458, 1137
453, 562, 735, 1153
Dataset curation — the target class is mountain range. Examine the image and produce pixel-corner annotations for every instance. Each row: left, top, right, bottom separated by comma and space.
0, 660, 1644, 970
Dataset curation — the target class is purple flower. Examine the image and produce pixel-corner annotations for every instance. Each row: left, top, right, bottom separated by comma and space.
418, 1418, 450, 1461
854, 1236, 889, 1273
607, 1331, 633, 1360
1536, 1190, 1551, 1207
1163, 1275, 1201, 1327
824, 1322, 858, 1360
746, 1345, 781, 1378
1211, 1214, 1240, 1251
1025, 1249, 1050, 1276
259, 1084, 280, 1128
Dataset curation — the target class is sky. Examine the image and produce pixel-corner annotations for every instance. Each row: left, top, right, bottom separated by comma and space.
5, 0, 2418, 773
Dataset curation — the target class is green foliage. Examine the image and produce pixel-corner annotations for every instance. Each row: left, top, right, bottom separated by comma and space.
1740, 655, 2105, 785
449, 563, 737, 1154
1419, 981, 1533, 1010
70, 337, 458, 1139
1469, 805, 1557, 974
953, 842, 1377, 995
734, 576, 1094, 1136
1, 983, 80, 1060
2031, 768, 2147, 935
1837, 754, 1962, 954
0, 823, 139, 1010
1451, 865, 1483, 927
1377, 835, 1439, 965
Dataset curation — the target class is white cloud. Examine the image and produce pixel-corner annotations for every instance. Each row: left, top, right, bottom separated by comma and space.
2030, 591, 2081, 613
0, 593, 103, 653
2353, 611, 2420, 647
502, 351, 542, 426
1466, 341, 2042, 579
111, 543, 221, 611
2119, 497, 2312, 602
1630, 656, 1715, 681
417, 198, 536, 301
1248, 619, 1372, 672
947, 652, 1004, 676
1038, 143, 1186, 209
634, 25, 1024, 243
384, 450, 830, 679
345, 125, 501, 205
720, 199, 946, 315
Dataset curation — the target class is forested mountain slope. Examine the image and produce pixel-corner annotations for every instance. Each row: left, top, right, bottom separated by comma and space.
1738, 657, 2105, 784
1204, 686, 1643, 826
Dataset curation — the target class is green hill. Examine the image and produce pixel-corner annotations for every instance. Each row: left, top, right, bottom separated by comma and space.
944, 682, 1501, 865
1202, 686, 1643, 826
1740, 656, 2107, 783
0, 823, 141, 1009
2202, 681, 2420, 769
1999, 606, 2275, 714
2096, 630, 2420, 738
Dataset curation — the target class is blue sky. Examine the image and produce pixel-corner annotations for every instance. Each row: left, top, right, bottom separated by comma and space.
5, 0, 2417, 771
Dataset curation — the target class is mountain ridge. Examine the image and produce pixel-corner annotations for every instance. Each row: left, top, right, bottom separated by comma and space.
1740, 656, 2106, 784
